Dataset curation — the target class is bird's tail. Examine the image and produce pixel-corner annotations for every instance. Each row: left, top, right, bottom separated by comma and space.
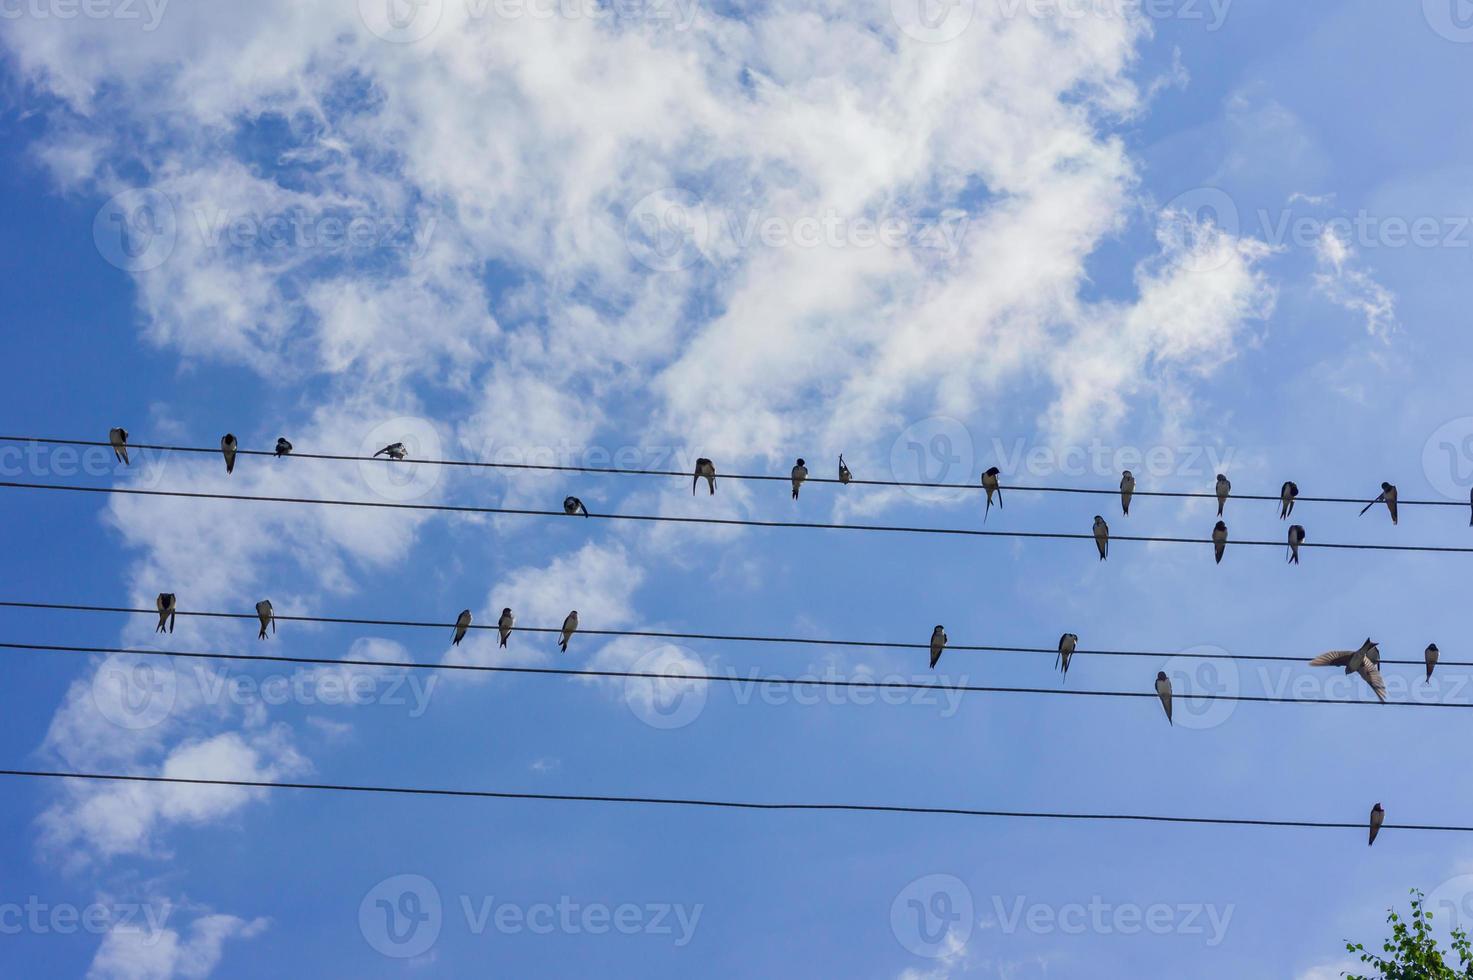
559, 638, 568, 652
259, 625, 267, 639
792, 488, 799, 499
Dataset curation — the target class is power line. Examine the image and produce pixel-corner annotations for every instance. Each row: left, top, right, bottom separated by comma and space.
0, 600, 1463, 668
3, 639, 1459, 708
3, 434, 1461, 507
3, 480, 1469, 554
0, 768, 1454, 832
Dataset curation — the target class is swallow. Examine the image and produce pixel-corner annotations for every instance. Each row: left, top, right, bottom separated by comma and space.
1215, 474, 1231, 516
1093, 516, 1109, 560
563, 496, 589, 517
981, 467, 1002, 522
255, 599, 274, 639
1212, 521, 1228, 564
1309, 640, 1386, 703
498, 607, 514, 648
1279, 481, 1298, 519
275, 437, 293, 457
221, 433, 237, 474
1359, 482, 1397, 524
373, 442, 407, 460
838, 455, 852, 485
1155, 671, 1173, 725
109, 427, 130, 465
929, 625, 947, 669
693, 458, 716, 495
452, 609, 472, 646
791, 458, 808, 500
1057, 633, 1078, 680
155, 592, 176, 634
1120, 470, 1135, 515
1469, 487, 1472, 527
1426, 643, 1439, 683
1287, 525, 1306, 565
559, 611, 579, 652
1368, 803, 1384, 846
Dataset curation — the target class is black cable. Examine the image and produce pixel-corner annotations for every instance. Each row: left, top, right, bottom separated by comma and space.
2, 435, 1457, 506
1, 600, 1462, 667
1, 639, 1459, 707
2, 481, 1467, 553
0, 768, 1452, 832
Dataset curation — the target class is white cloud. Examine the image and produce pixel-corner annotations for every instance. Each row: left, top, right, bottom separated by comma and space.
1313, 226, 1397, 340
88, 911, 268, 980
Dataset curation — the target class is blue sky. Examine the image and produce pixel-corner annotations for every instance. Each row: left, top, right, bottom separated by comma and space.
4, 0, 1473, 976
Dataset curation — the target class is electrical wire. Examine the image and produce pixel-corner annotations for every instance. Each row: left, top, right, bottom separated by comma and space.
0, 599, 1463, 667
1, 639, 1458, 708
2, 434, 1460, 506
0, 768, 1455, 832
2, 480, 1467, 553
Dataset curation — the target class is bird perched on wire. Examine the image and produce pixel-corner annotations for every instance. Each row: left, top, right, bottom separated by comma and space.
563, 496, 589, 517
1215, 474, 1231, 516
1212, 521, 1228, 564
109, 427, 130, 465
1368, 803, 1384, 847
559, 611, 579, 652
498, 607, 514, 648
1057, 633, 1078, 680
1359, 482, 1397, 524
838, 455, 851, 485
1279, 481, 1298, 519
1119, 470, 1135, 515
255, 599, 274, 639
1425, 644, 1439, 683
1155, 671, 1172, 724
929, 626, 947, 669
1093, 516, 1109, 560
275, 437, 293, 457
155, 593, 176, 634
221, 433, 237, 474
374, 443, 407, 461
981, 467, 1002, 522
452, 609, 472, 646
1286, 525, 1306, 565
693, 458, 716, 495
1309, 639, 1386, 703
790, 459, 808, 499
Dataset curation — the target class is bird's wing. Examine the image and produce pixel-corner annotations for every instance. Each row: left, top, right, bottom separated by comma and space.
1309, 650, 1354, 667
1359, 662, 1388, 703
